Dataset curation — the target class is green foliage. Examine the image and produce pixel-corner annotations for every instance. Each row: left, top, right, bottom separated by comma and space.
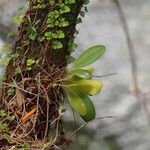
64, 79, 103, 96
58, 18, 69, 27
0, 109, 15, 144
15, 66, 22, 74
59, 45, 105, 122
80, 11, 85, 18
33, 3, 47, 9
68, 40, 78, 52
66, 55, 76, 64
0, 51, 19, 66
0, 110, 6, 117
23, 143, 30, 150
0, 76, 5, 85
59, 4, 71, 14
12, 15, 24, 25
26, 18, 40, 40
45, 30, 65, 40
71, 45, 105, 69
7, 87, 15, 96
45, 32, 53, 40
48, 10, 59, 19
0, 110, 15, 121
3, 133, 14, 144
43, 142, 51, 149
66, 91, 87, 116
0, 123, 7, 130
26, 58, 36, 70
49, 0, 55, 6
76, 17, 82, 24
65, 0, 75, 4
82, 0, 90, 5
52, 41, 63, 49
29, 30, 37, 40
0, 44, 11, 57
37, 35, 45, 42
80, 94, 96, 122
27, 58, 35, 66
6, 115, 15, 122
7, 30, 15, 38
56, 30, 65, 39
68, 69, 92, 79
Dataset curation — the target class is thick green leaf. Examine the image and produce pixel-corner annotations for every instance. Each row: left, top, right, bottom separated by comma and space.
68, 69, 92, 79
65, 75, 82, 82
67, 91, 87, 116
80, 94, 96, 122
72, 45, 105, 69
66, 90, 96, 122
64, 80, 103, 96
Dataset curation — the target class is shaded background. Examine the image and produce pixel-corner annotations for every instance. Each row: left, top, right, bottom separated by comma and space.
0, 0, 150, 150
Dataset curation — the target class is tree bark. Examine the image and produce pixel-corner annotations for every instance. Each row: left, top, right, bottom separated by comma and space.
0, 0, 83, 149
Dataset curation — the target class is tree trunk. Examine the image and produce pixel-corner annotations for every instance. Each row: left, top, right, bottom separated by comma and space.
0, 0, 83, 149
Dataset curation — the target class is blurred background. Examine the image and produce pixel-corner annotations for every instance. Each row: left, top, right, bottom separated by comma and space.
0, 0, 150, 150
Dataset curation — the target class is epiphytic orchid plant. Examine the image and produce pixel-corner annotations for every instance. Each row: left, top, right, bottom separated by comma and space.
61, 45, 105, 122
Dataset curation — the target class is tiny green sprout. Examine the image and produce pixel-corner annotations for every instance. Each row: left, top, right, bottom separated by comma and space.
0, 52, 19, 66
45, 32, 53, 40
53, 41, 63, 49
37, 36, 45, 42
0, 123, 7, 130
27, 58, 36, 66
59, 5, 71, 14
28, 28, 37, 40
7, 87, 15, 96
65, 0, 75, 4
0, 110, 7, 117
33, 4, 46, 9
26, 58, 36, 70
3, 133, 14, 144
56, 30, 65, 39
47, 18, 55, 28
58, 18, 69, 27
12, 15, 24, 25
49, 0, 55, 6
23, 143, 30, 150
48, 10, 59, 19
43, 142, 51, 149
15, 66, 22, 74
6, 115, 15, 122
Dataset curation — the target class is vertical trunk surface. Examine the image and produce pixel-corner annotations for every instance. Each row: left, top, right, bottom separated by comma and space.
0, 0, 83, 149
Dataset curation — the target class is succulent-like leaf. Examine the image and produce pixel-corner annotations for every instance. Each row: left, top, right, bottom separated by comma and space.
64, 80, 103, 95
67, 91, 87, 116
71, 45, 105, 69
68, 69, 92, 79
80, 94, 96, 122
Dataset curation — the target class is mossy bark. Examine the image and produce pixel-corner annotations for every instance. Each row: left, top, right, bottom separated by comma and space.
0, 0, 83, 149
